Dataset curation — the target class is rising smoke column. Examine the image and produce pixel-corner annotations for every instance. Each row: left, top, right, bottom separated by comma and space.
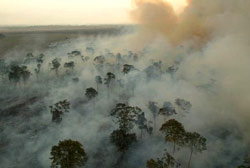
131, 0, 250, 139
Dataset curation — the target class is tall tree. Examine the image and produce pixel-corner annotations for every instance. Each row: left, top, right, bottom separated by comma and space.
94, 55, 105, 64
123, 64, 135, 74
148, 101, 159, 131
160, 119, 186, 154
50, 139, 88, 168
146, 150, 181, 168
110, 103, 140, 166
104, 72, 116, 88
95, 75, 102, 91
184, 132, 207, 168
136, 112, 148, 139
49, 100, 70, 123
110, 103, 142, 132
110, 129, 137, 154
8, 65, 31, 85
175, 98, 192, 112
85, 88, 98, 100
64, 61, 75, 71
51, 58, 61, 75
159, 102, 176, 120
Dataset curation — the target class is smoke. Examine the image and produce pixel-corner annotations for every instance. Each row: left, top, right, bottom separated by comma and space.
131, 0, 250, 128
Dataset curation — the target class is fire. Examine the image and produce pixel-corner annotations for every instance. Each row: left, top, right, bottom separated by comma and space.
132, 0, 189, 15
164, 0, 188, 14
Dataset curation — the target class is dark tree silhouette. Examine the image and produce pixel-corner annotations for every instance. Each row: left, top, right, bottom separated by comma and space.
110, 129, 137, 153
64, 61, 75, 70
110, 103, 141, 166
166, 65, 178, 77
68, 50, 81, 57
8, 65, 31, 84
160, 119, 186, 154
50, 139, 88, 168
110, 103, 142, 132
184, 132, 207, 168
35, 54, 44, 77
137, 112, 147, 138
94, 55, 105, 64
35, 63, 41, 76
95, 75, 102, 91
159, 102, 177, 120
146, 150, 181, 168
85, 87, 98, 100
51, 58, 61, 75
148, 101, 159, 131
116, 53, 122, 62
104, 72, 116, 88
37, 53, 45, 64
49, 100, 70, 123
123, 64, 135, 74
175, 98, 192, 112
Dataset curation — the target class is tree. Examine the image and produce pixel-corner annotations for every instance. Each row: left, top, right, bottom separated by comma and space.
35, 54, 44, 78
136, 112, 148, 138
95, 75, 102, 91
160, 119, 186, 154
159, 102, 176, 120
35, 63, 42, 77
104, 72, 115, 88
166, 65, 178, 77
110, 129, 137, 153
110, 103, 141, 166
50, 139, 88, 168
68, 50, 81, 57
8, 65, 31, 84
49, 100, 70, 123
24, 52, 35, 63
146, 150, 181, 168
110, 103, 142, 132
175, 98, 192, 112
184, 132, 207, 168
148, 101, 159, 131
51, 58, 61, 75
116, 53, 122, 62
85, 88, 98, 100
123, 64, 135, 74
64, 61, 75, 70
37, 53, 45, 64
94, 55, 105, 64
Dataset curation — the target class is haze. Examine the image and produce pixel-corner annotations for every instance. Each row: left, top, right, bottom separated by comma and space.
0, 0, 132, 25
0, 0, 187, 25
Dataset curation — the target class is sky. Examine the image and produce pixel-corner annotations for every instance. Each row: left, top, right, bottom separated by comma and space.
0, 0, 187, 25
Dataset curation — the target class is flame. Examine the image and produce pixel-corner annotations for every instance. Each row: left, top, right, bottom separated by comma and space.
164, 0, 188, 14
132, 0, 189, 15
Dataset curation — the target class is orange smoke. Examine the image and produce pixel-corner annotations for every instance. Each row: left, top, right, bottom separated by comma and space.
131, 0, 212, 47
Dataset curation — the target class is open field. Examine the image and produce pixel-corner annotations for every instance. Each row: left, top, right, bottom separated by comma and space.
0, 25, 134, 56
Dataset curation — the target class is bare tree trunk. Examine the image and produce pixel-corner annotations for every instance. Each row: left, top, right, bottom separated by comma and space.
187, 149, 193, 168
